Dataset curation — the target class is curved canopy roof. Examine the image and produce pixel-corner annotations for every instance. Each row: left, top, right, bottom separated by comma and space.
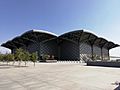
1, 29, 57, 49
1, 29, 119, 50
22, 29, 58, 36
59, 30, 119, 49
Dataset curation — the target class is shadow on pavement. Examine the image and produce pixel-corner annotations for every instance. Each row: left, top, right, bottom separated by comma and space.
0, 66, 11, 69
0, 64, 28, 69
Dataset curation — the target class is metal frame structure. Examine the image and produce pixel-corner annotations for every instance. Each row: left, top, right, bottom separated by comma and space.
58, 30, 119, 61
1, 29, 119, 62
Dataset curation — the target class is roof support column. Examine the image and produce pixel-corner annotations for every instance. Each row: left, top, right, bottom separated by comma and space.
78, 41, 80, 62
78, 31, 83, 63
100, 42, 108, 61
89, 37, 98, 61
101, 47, 103, 60
11, 48, 16, 54
57, 39, 61, 61
108, 49, 110, 60
58, 45, 60, 61
91, 45, 94, 61
38, 42, 41, 61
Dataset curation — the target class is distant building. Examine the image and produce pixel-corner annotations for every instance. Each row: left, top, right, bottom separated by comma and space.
1, 29, 119, 62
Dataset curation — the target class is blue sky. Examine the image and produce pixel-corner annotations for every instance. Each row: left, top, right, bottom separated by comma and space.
0, 0, 120, 56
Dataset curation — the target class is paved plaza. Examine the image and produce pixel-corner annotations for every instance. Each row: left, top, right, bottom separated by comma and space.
0, 62, 120, 90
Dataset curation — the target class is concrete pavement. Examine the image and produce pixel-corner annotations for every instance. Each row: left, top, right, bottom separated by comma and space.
0, 62, 120, 90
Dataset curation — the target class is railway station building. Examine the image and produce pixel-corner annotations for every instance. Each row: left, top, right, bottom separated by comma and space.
1, 29, 119, 62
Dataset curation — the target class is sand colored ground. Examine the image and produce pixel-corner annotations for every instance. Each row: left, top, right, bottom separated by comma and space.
0, 62, 120, 90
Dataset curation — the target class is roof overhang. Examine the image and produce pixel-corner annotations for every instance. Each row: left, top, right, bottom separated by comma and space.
1, 29, 57, 49
59, 29, 119, 49
1, 29, 119, 50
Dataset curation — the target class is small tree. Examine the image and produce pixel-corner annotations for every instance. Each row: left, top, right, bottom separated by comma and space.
3, 54, 13, 65
15, 48, 24, 66
12, 54, 16, 65
3, 54, 9, 65
8, 54, 14, 65
0, 54, 3, 64
23, 51, 30, 66
30, 52, 38, 66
